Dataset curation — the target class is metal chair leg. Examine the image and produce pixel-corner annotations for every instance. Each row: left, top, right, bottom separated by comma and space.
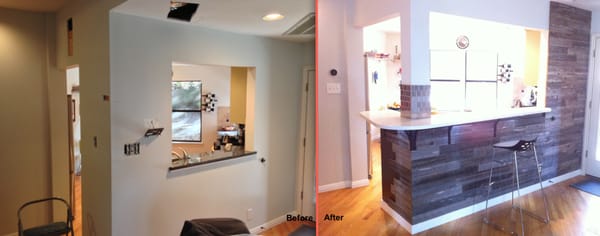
513, 152, 525, 236
512, 146, 551, 224
533, 145, 550, 223
485, 139, 548, 236
484, 149, 495, 224
512, 157, 516, 208
483, 149, 514, 234
484, 165, 494, 223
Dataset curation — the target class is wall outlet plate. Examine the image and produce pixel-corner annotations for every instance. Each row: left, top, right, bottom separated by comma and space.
326, 82, 341, 94
247, 208, 254, 221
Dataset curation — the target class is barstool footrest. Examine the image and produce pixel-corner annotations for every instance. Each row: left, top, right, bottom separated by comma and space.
511, 205, 549, 223
483, 217, 519, 235
484, 138, 550, 235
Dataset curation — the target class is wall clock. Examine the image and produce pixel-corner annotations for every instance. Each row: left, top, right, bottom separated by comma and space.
456, 35, 470, 49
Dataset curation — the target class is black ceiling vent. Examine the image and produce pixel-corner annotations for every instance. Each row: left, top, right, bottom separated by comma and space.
283, 13, 315, 36
168, 1, 199, 22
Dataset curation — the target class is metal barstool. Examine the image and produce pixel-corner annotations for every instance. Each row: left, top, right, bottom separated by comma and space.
483, 138, 550, 235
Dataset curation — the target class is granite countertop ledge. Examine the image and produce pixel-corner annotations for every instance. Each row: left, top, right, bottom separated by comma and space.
169, 150, 257, 171
360, 107, 552, 131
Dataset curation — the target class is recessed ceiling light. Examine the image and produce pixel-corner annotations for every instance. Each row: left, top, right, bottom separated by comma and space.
262, 13, 285, 21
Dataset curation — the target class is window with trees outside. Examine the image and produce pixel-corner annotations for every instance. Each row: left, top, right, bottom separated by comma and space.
172, 81, 202, 142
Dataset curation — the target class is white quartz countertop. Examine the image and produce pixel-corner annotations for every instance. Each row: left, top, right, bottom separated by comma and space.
360, 107, 552, 131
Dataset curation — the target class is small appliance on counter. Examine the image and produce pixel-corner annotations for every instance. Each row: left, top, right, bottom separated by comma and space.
215, 123, 245, 150
518, 86, 538, 107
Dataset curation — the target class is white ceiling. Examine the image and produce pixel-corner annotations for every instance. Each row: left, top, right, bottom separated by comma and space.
112, 0, 315, 42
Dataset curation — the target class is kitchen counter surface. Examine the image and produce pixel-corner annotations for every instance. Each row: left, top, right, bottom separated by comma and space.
360, 107, 551, 130
169, 148, 257, 171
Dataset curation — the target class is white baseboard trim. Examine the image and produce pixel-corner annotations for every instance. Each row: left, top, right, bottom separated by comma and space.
318, 181, 350, 193
381, 201, 413, 232
351, 179, 370, 188
381, 169, 583, 234
319, 179, 370, 193
249, 210, 297, 234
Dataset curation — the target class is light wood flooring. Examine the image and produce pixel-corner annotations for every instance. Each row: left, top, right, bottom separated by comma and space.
261, 220, 316, 235
73, 175, 81, 236
318, 140, 600, 235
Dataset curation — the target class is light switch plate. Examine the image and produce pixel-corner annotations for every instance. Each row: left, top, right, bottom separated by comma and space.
247, 208, 254, 221
326, 82, 341, 94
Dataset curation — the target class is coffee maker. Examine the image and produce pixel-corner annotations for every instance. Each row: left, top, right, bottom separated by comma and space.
214, 123, 245, 151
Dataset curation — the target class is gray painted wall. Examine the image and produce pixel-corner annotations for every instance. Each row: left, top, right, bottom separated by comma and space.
109, 12, 314, 235
317, 0, 353, 188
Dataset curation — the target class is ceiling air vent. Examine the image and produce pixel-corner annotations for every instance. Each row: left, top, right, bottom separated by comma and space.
168, 1, 199, 22
283, 13, 315, 36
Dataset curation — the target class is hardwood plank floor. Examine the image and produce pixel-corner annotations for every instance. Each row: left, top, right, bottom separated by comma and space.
261, 220, 315, 235
73, 175, 81, 236
318, 140, 600, 235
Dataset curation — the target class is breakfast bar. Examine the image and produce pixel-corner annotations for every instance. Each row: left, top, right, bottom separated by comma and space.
360, 107, 553, 232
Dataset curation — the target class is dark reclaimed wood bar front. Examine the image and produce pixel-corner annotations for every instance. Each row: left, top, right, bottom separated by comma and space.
360, 107, 567, 233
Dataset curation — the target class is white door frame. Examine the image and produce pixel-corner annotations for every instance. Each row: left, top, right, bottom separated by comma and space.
295, 66, 315, 217
364, 56, 373, 179
583, 35, 600, 178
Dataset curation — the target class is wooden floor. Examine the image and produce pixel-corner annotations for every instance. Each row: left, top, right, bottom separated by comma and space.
318, 140, 600, 236
262, 220, 316, 235
73, 175, 81, 236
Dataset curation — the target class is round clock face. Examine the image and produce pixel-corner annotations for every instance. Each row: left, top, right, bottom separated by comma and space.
456, 35, 470, 49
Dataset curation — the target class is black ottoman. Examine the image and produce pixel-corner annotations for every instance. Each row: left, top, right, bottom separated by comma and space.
180, 218, 250, 236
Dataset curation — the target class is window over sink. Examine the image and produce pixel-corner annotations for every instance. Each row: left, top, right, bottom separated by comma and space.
172, 81, 202, 142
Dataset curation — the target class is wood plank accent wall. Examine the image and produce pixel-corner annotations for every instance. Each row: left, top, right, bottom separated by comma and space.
379, 2, 590, 225
546, 1, 590, 174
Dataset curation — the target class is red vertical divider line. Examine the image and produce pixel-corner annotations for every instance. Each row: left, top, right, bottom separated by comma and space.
314, 0, 320, 234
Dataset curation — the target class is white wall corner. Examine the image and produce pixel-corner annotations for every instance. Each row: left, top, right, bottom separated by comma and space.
380, 200, 412, 232
345, 1, 370, 189
318, 181, 351, 193
249, 211, 298, 234
351, 179, 370, 188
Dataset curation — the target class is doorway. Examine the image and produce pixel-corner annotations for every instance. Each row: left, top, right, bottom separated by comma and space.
586, 37, 600, 178
297, 66, 315, 218
66, 65, 82, 233
362, 17, 401, 179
